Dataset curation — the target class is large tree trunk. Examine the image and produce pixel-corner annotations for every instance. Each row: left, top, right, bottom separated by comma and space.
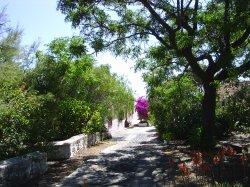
200, 83, 217, 150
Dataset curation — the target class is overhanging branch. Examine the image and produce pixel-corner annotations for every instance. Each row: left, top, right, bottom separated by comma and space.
215, 60, 250, 80
139, 0, 173, 33
182, 47, 207, 81
139, 0, 177, 49
231, 28, 250, 48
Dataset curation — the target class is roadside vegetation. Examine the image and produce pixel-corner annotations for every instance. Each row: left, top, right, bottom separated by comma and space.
1, 0, 249, 185
57, 0, 249, 150
0, 10, 134, 160
56, 0, 249, 185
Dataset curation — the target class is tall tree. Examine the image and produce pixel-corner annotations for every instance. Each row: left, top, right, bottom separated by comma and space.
0, 8, 22, 64
57, 0, 250, 149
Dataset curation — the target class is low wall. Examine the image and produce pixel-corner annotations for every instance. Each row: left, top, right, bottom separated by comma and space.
87, 132, 112, 147
48, 132, 111, 160
47, 134, 88, 160
0, 131, 112, 186
0, 151, 47, 187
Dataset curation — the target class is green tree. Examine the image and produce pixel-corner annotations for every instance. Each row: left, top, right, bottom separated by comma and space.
26, 36, 134, 138
149, 76, 202, 139
0, 9, 44, 158
0, 30, 22, 64
58, 0, 250, 149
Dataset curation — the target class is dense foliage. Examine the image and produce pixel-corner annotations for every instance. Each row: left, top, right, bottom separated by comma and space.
0, 30, 134, 159
146, 71, 249, 148
216, 83, 250, 136
147, 75, 203, 146
58, 0, 250, 149
142, 45, 249, 147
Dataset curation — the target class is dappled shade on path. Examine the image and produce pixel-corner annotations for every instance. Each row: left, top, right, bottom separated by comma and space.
58, 127, 174, 186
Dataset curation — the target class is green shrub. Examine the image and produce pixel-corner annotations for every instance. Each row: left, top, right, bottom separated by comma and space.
187, 126, 203, 148
162, 132, 173, 141
149, 76, 202, 140
24, 93, 57, 143
0, 63, 26, 159
83, 110, 105, 134
0, 37, 134, 160
149, 76, 249, 148
0, 112, 28, 159
58, 98, 91, 139
117, 109, 125, 121
0, 84, 44, 159
216, 83, 250, 135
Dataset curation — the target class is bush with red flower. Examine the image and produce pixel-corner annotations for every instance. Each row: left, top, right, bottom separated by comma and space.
176, 146, 249, 185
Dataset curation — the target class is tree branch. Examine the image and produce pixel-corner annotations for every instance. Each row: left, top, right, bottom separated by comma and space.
196, 53, 216, 74
182, 47, 207, 81
231, 28, 250, 48
105, 32, 150, 47
196, 53, 212, 62
190, 0, 198, 32
139, 0, 173, 33
185, 0, 193, 10
139, 0, 177, 49
146, 27, 171, 48
223, 0, 230, 51
215, 60, 250, 80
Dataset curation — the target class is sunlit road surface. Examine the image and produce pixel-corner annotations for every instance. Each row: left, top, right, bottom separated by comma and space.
107, 112, 140, 132
58, 124, 171, 186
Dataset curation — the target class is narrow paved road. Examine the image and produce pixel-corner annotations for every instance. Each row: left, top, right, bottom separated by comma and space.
57, 126, 172, 187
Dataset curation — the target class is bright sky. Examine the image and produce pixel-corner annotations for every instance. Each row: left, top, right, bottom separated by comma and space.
0, 0, 147, 98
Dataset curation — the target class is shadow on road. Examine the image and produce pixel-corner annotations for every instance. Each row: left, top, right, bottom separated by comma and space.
58, 130, 176, 187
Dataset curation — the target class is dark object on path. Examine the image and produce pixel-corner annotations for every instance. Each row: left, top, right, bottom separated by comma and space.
124, 118, 130, 128
137, 121, 149, 127
108, 118, 112, 129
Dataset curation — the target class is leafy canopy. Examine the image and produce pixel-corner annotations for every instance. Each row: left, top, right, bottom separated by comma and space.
58, 0, 250, 82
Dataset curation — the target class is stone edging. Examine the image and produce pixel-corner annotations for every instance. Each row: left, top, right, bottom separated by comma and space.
0, 131, 112, 186
47, 132, 111, 160
0, 151, 47, 187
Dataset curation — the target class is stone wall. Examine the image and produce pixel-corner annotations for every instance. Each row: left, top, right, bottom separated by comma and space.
47, 134, 88, 160
48, 132, 111, 160
87, 132, 111, 147
0, 131, 112, 185
0, 152, 47, 187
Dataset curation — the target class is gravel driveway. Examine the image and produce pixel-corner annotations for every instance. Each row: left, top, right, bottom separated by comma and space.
57, 126, 172, 187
